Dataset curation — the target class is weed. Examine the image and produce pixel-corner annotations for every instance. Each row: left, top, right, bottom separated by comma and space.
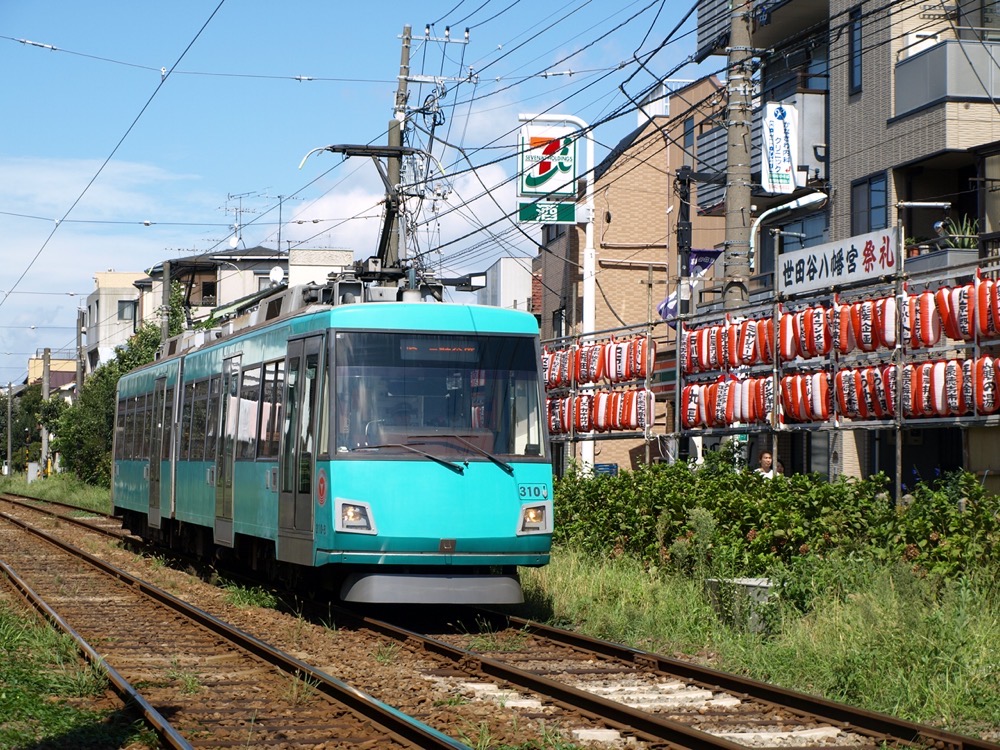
457, 721, 496, 750
372, 640, 401, 664
166, 661, 202, 695
284, 671, 319, 705
433, 695, 469, 707
462, 616, 528, 653
222, 582, 278, 609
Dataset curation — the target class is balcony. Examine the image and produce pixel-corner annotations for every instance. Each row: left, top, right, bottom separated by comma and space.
895, 39, 1000, 118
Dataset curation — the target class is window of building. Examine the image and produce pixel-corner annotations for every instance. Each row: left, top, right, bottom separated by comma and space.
552, 308, 567, 339
201, 280, 218, 306
683, 116, 695, 168
851, 172, 888, 235
985, 1, 1000, 34
849, 6, 862, 94
542, 223, 566, 245
117, 300, 135, 321
758, 211, 830, 280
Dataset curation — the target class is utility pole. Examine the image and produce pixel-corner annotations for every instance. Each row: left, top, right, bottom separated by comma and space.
76, 307, 85, 395
386, 24, 412, 269
723, 0, 754, 309
6, 382, 11, 476
41, 347, 50, 474
676, 167, 693, 318
161, 260, 171, 345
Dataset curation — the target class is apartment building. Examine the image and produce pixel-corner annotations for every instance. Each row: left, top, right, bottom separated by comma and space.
534, 77, 727, 472
137, 247, 291, 326
84, 271, 143, 374
693, 0, 1000, 488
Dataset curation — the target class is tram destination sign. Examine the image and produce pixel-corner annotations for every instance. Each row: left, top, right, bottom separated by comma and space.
777, 227, 899, 296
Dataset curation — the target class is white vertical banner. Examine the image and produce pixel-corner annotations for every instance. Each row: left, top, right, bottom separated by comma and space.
761, 101, 798, 194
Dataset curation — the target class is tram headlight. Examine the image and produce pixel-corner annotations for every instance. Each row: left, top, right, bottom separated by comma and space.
335, 499, 377, 534
517, 502, 552, 535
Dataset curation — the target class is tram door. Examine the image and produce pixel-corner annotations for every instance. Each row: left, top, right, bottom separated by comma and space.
277, 335, 323, 565
214, 355, 241, 547
148, 377, 167, 528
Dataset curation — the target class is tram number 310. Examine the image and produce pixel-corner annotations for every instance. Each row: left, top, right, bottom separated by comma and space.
518, 484, 548, 500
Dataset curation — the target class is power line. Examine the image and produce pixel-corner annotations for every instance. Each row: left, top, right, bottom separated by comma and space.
0, 1, 228, 313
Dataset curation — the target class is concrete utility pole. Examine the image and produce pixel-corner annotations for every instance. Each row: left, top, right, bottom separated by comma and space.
76, 307, 85, 394
6, 382, 11, 476
161, 260, 171, 344
41, 347, 50, 473
386, 24, 412, 269
723, 0, 754, 309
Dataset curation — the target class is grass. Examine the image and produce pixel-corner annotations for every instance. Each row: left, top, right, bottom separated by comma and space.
520, 547, 1000, 739
283, 670, 319, 705
0, 472, 111, 514
0, 602, 156, 749
166, 659, 202, 695
221, 581, 278, 609
371, 640, 402, 665
465, 616, 529, 653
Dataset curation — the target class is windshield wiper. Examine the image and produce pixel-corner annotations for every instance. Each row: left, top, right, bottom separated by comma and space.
410, 433, 514, 475
361, 443, 466, 474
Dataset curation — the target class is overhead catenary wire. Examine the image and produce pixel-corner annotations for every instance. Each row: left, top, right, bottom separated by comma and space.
0, 0, 228, 314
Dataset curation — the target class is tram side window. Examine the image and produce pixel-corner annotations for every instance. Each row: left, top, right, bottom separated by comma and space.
125, 396, 142, 461
140, 393, 152, 460
115, 399, 126, 460
258, 360, 284, 459
205, 375, 221, 463
238, 366, 262, 460
162, 387, 174, 461
180, 382, 195, 460
190, 380, 210, 461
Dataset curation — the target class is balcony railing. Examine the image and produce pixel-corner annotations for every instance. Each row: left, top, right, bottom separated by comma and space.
895, 38, 1000, 118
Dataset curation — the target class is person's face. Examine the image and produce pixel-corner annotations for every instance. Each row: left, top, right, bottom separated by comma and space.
760, 453, 772, 469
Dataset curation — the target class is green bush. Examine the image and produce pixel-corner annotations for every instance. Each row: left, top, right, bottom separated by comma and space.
554, 458, 1000, 586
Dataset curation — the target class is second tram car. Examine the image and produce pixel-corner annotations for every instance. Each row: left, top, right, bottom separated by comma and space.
112, 284, 552, 603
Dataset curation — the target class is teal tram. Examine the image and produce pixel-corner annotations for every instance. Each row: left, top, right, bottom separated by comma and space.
112, 281, 552, 603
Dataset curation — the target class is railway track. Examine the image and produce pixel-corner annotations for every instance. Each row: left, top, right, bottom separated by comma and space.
0, 509, 465, 750
3, 492, 998, 750
349, 606, 1000, 750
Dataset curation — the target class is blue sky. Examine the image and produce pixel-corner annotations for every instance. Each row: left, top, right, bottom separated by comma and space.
0, 0, 709, 384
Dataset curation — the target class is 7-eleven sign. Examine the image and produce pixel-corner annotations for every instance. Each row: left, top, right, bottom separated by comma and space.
517, 124, 577, 198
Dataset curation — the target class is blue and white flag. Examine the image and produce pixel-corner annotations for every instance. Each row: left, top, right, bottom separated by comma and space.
658, 248, 723, 326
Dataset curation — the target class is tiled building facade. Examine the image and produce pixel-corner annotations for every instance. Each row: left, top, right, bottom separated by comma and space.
535, 78, 727, 471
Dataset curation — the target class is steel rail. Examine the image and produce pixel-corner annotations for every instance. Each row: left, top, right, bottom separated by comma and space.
357, 610, 750, 750
0, 492, 127, 539
1, 559, 195, 750
472, 608, 1000, 750
0, 511, 468, 750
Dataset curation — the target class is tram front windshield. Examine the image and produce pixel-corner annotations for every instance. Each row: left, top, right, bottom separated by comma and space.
334, 331, 546, 460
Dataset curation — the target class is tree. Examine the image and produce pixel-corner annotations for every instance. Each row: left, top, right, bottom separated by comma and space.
54, 282, 186, 486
